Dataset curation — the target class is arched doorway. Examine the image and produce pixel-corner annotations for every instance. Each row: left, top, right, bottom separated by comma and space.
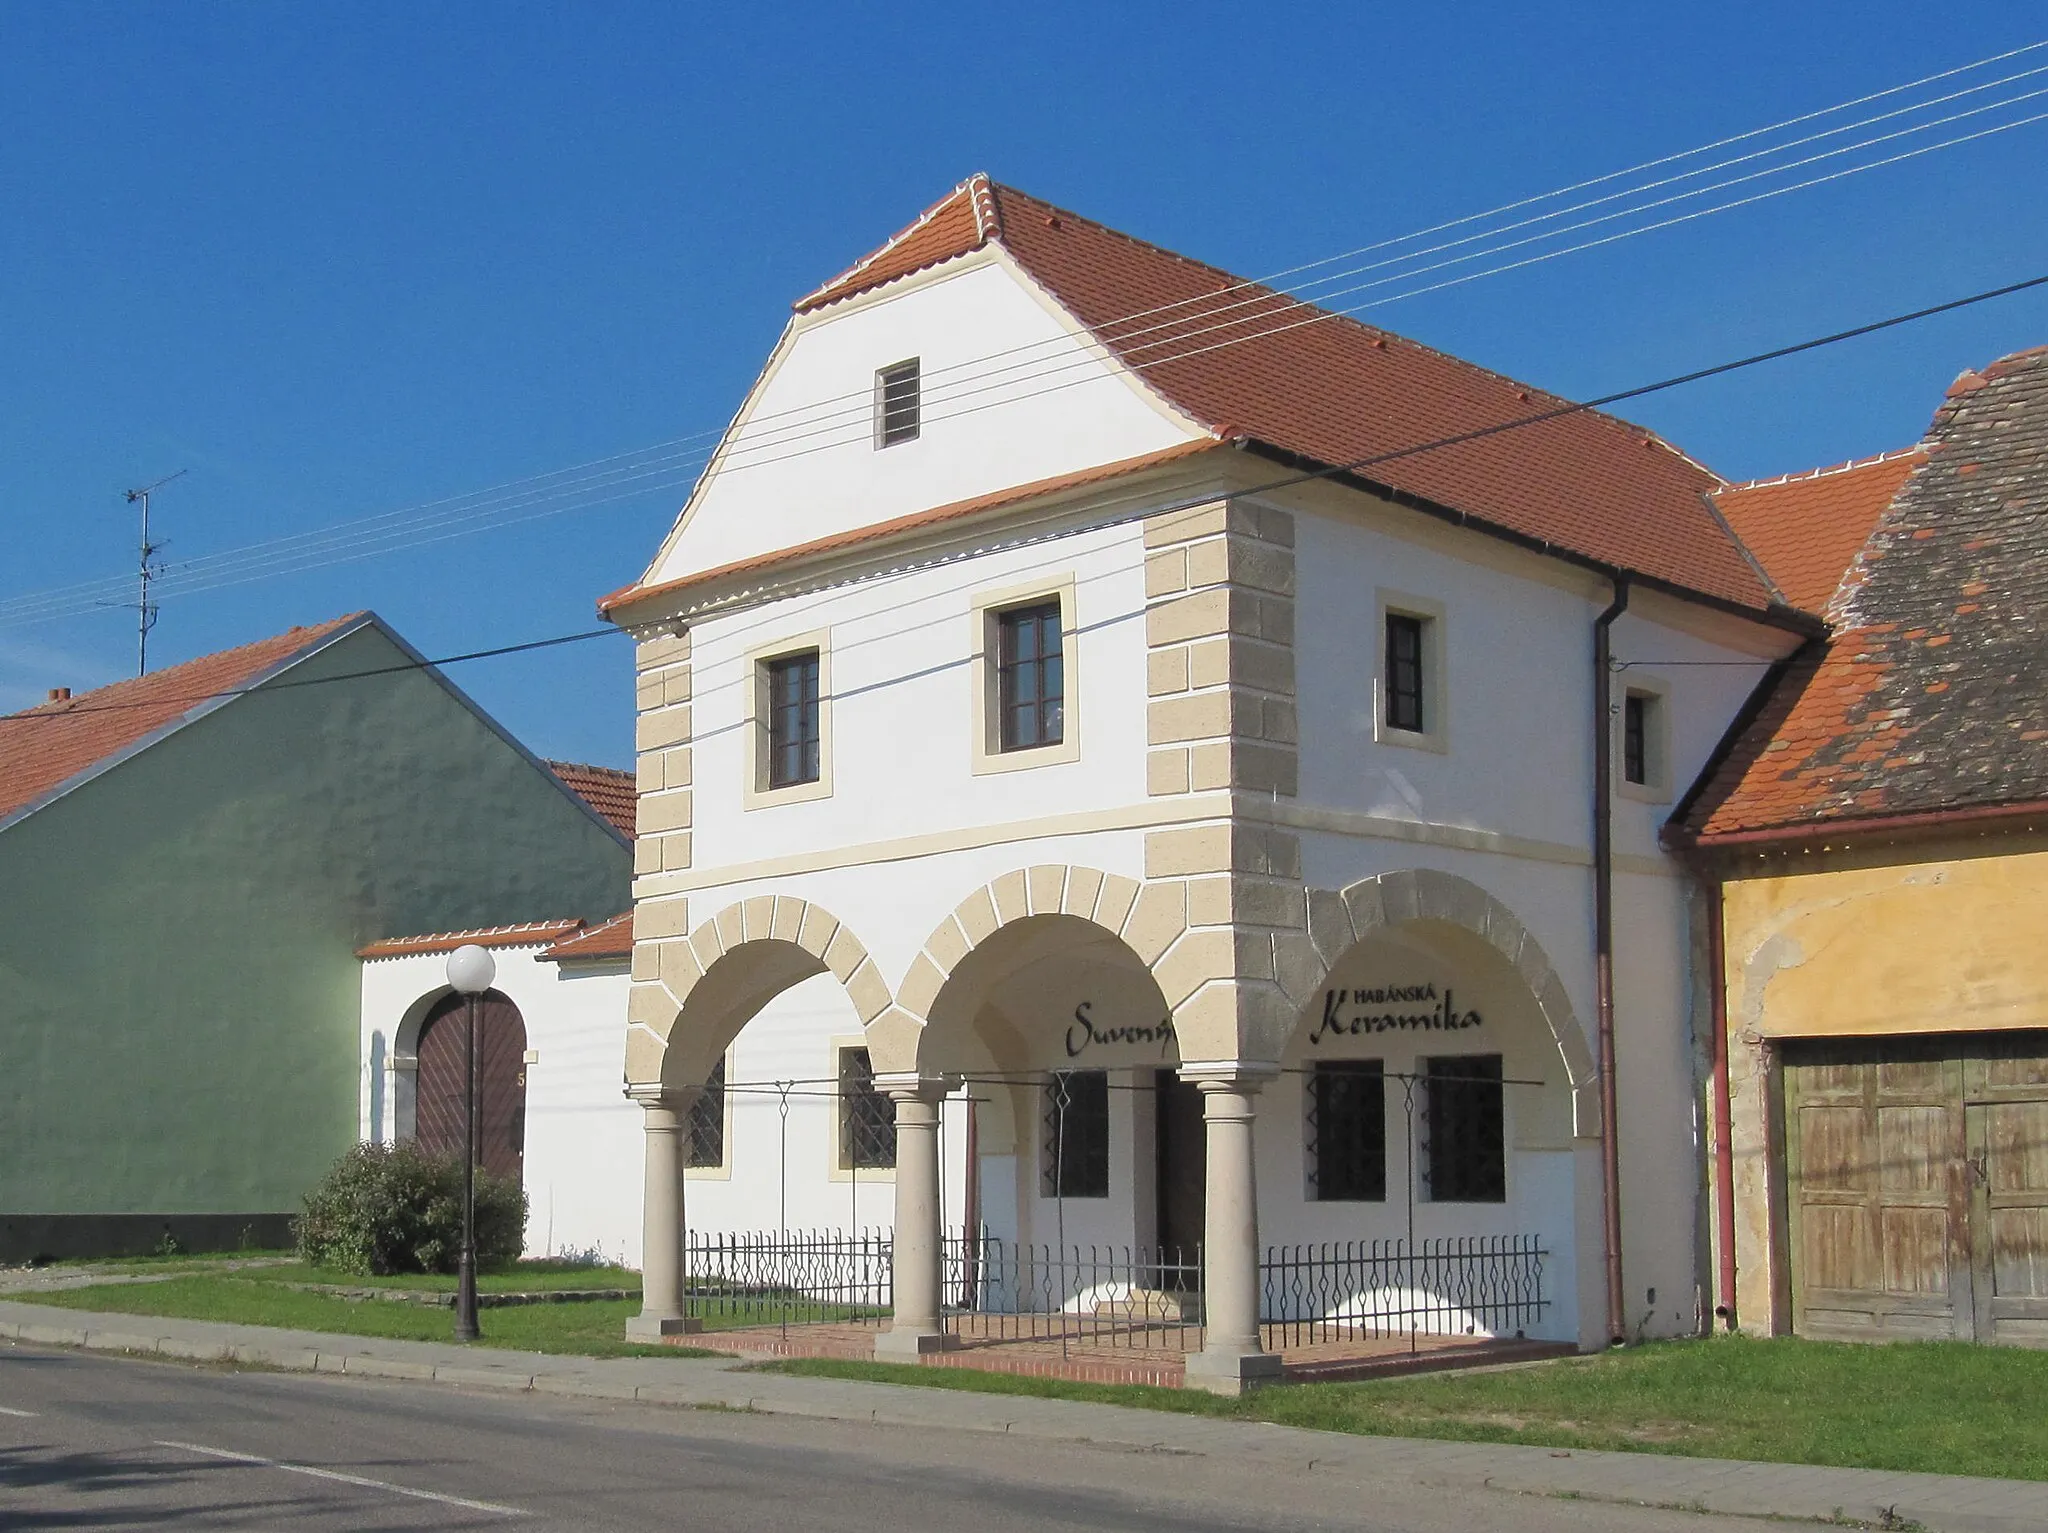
415, 990, 527, 1182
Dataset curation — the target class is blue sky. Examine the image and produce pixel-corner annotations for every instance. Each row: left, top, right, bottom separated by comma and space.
3, 3, 2044, 765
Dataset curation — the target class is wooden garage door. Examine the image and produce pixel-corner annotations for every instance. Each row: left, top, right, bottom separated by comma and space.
1786, 1031, 2048, 1346
1967, 1034, 2048, 1345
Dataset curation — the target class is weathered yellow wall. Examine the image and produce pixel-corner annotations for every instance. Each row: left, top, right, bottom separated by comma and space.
1717, 836, 2048, 1333
1725, 846, 2048, 1039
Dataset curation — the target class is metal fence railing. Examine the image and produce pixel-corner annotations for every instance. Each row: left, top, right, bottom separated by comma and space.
943, 1235, 1204, 1350
679, 1228, 1547, 1354
1259, 1234, 1547, 1348
683, 1229, 891, 1334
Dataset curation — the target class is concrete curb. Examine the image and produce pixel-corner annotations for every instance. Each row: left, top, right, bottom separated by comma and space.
2, 1300, 2042, 1533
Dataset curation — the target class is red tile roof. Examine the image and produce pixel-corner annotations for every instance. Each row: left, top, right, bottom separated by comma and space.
756, 175, 1776, 613
546, 760, 636, 839
357, 920, 586, 960
1678, 346, 2048, 843
541, 909, 632, 962
0, 614, 366, 829
1710, 450, 1927, 615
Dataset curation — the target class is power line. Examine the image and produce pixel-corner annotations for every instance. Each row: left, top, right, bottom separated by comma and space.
8, 267, 2042, 729
4, 44, 2042, 632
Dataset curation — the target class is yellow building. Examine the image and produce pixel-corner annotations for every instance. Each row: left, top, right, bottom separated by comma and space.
1671, 347, 2048, 1345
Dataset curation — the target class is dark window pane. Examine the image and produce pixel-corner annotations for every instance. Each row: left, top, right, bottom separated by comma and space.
840, 1048, 896, 1170
1308, 1061, 1386, 1202
766, 651, 820, 789
998, 602, 1064, 752
1041, 1070, 1109, 1198
877, 359, 920, 447
685, 1058, 726, 1169
1385, 613, 1426, 733
1623, 692, 1649, 786
1423, 1055, 1505, 1203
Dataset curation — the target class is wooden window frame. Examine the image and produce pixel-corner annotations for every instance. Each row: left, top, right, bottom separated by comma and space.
1373, 589, 1448, 753
970, 576, 1081, 774
744, 630, 833, 809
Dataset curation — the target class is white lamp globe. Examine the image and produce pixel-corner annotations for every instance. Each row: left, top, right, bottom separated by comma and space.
445, 943, 497, 996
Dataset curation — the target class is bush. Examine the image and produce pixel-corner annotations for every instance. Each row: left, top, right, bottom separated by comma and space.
295, 1142, 527, 1276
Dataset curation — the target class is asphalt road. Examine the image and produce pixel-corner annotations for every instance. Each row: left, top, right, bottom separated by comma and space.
0, 1341, 1770, 1531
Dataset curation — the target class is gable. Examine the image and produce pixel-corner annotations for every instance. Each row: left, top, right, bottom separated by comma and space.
643, 252, 1207, 588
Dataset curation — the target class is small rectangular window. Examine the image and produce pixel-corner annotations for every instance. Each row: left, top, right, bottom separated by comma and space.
1623, 690, 1652, 787
1423, 1055, 1505, 1203
1308, 1060, 1386, 1202
876, 358, 920, 447
1041, 1070, 1109, 1198
1385, 612, 1426, 734
685, 1058, 726, 1169
839, 1047, 896, 1170
766, 650, 821, 789
997, 601, 1064, 752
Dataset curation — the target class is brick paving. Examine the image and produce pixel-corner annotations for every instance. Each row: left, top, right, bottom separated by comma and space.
676, 1317, 1572, 1388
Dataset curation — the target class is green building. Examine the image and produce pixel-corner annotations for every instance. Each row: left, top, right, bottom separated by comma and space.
0, 613, 631, 1260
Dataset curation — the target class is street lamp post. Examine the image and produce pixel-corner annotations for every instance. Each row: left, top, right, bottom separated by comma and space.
444, 943, 497, 1343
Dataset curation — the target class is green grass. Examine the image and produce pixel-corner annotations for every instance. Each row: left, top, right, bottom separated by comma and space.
27, 1277, 701, 1359
763, 1335, 2048, 1482
233, 1260, 641, 1293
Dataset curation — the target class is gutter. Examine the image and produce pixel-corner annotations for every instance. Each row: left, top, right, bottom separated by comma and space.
1594, 573, 1630, 1348
1671, 795, 2048, 855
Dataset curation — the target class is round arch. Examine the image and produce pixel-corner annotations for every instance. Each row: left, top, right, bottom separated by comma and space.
624, 894, 880, 1092
880, 865, 1177, 1076
1308, 868, 1600, 1134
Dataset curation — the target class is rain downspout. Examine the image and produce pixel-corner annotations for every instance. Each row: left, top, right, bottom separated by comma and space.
1594, 574, 1630, 1347
1707, 877, 1738, 1331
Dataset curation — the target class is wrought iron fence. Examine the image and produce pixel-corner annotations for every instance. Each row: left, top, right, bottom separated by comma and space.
1259, 1234, 1546, 1348
942, 1234, 1204, 1350
683, 1229, 892, 1334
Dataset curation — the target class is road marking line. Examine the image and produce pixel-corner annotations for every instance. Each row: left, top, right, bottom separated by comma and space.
154, 1440, 526, 1516
0, 1406, 37, 1417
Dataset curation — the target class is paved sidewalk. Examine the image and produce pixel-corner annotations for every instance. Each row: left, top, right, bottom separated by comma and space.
2, 1297, 2040, 1532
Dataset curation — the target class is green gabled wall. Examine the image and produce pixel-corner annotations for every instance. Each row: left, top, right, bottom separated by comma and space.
0, 620, 629, 1245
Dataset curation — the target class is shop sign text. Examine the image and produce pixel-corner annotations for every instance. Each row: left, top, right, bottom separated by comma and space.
1309, 983, 1481, 1044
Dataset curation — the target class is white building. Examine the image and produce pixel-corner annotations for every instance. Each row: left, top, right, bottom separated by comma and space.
377, 177, 1818, 1389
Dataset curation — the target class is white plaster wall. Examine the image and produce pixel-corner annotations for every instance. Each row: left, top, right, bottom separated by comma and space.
679, 522, 1154, 879
650, 256, 1200, 583
360, 948, 643, 1267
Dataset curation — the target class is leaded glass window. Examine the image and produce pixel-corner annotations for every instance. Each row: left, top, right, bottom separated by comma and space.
839, 1047, 896, 1170
1422, 1054, 1505, 1203
1307, 1060, 1385, 1202
685, 1057, 726, 1169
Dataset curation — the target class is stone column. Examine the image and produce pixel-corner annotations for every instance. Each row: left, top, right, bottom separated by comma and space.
625, 1085, 703, 1340
874, 1076, 954, 1357
1183, 1067, 1283, 1394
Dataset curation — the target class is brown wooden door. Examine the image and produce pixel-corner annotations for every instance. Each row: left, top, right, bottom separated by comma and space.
1784, 1037, 1972, 1341
1965, 1033, 2048, 1347
415, 990, 528, 1182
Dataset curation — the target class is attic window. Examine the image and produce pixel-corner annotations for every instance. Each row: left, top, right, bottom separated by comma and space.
875, 358, 921, 448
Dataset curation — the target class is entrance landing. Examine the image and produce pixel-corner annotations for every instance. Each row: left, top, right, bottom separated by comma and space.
668, 1323, 1574, 1389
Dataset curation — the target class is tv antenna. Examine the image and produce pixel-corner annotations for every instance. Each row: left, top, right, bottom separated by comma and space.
123, 470, 185, 675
